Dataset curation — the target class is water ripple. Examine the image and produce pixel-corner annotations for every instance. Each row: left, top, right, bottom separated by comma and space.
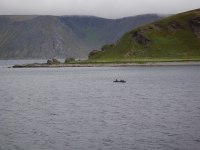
0, 66, 200, 150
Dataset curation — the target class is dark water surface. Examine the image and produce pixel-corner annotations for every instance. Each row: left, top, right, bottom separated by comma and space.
0, 61, 200, 150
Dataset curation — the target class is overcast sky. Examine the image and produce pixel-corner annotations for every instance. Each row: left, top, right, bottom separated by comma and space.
0, 0, 199, 19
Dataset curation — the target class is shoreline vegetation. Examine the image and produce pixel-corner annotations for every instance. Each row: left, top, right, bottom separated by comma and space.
11, 59, 200, 68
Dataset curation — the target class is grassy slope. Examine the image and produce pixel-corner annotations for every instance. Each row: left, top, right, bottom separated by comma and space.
87, 9, 200, 63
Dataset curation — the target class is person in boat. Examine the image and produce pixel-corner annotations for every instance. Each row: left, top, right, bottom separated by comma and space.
116, 79, 118, 82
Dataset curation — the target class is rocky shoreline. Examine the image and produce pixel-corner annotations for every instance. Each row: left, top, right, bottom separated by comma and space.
12, 61, 200, 68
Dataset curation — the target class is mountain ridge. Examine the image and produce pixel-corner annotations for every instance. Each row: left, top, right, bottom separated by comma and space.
0, 14, 164, 59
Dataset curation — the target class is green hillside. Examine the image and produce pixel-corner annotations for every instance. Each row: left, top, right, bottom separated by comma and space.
88, 9, 200, 63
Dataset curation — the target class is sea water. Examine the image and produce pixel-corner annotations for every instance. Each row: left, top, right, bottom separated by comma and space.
0, 60, 200, 150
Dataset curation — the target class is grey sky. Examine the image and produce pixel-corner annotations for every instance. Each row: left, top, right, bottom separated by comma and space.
0, 0, 199, 19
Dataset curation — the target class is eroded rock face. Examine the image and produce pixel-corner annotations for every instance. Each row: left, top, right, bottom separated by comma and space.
88, 50, 99, 57
101, 44, 115, 52
52, 58, 61, 64
47, 59, 53, 65
132, 30, 150, 45
190, 17, 200, 38
167, 21, 186, 31
154, 21, 186, 32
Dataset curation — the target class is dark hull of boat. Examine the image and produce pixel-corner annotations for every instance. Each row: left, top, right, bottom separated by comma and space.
113, 81, 126, 83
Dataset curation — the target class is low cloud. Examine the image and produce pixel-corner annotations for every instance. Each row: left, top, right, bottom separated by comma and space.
0, 0, 200, 18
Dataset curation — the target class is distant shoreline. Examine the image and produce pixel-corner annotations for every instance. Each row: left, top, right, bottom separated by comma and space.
11, 61, 200, 68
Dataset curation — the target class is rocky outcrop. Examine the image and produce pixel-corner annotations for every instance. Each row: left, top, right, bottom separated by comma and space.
65, 57, 75, 63
52, 58, 61, 64
11, 61, 200, 68
47, 59, 53, 65
190, 17, 200, 38
131, 30, 150, 45
46, 58, 61, 65
167, 20, 186, 31
101, 44, 115, 52
154, 20, 186, 32
88, 50, 99, 57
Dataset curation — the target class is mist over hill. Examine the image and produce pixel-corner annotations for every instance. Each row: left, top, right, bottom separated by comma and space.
0, 14, 164, 59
